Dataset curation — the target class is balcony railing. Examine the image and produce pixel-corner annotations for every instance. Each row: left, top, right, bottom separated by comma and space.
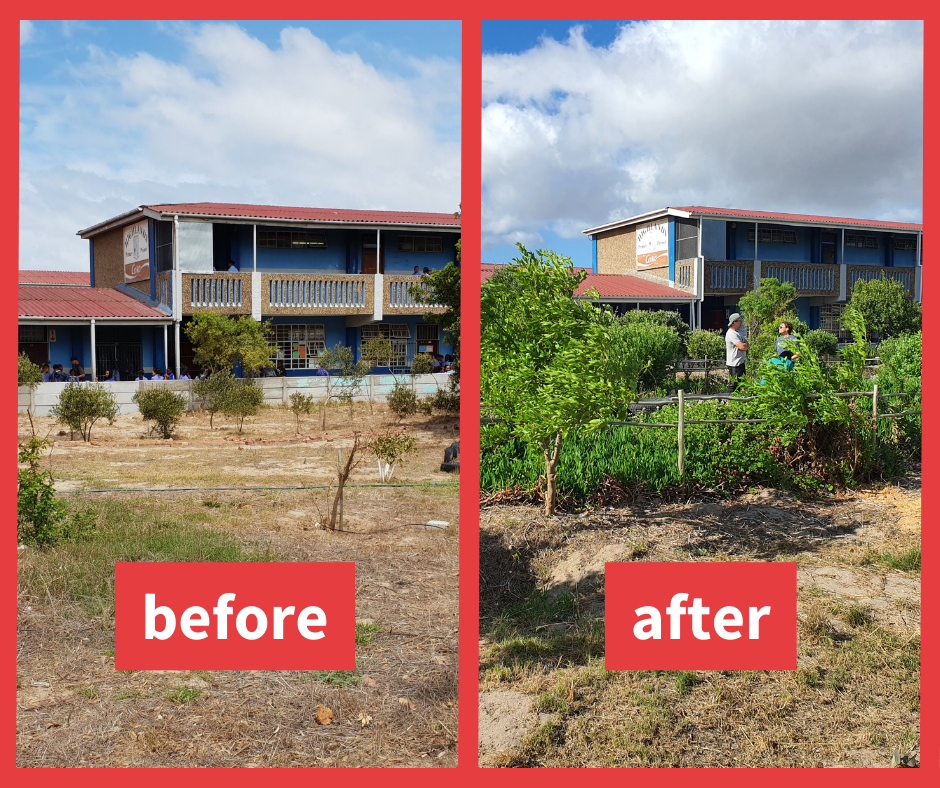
183, 273, 251, 314
385, 276, 445, 314
846, 265, 914, 297
704, 261, 752, 294
675, 259, 696, 293
262, 274, 373, 314
762, 262, 839, 296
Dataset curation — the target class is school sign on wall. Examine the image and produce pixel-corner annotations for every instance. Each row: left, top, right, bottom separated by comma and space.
123, 219, 150, 283
636, 219, 668, 270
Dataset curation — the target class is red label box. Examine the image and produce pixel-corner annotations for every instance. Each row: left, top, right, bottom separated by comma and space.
605, 562, 796, 671
115, 562, 355, 670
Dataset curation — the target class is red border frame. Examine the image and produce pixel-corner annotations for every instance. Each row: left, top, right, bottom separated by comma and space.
6, 6, 936, 783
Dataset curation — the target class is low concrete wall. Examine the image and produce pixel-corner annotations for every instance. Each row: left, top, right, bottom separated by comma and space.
18, 374, 454, 417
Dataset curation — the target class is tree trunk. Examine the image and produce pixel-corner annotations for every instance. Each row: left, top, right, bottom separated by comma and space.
542, 430, 564, 516
328, 434, 360, 531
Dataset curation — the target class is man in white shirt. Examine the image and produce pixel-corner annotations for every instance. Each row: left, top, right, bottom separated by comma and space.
725, 312, 749, 393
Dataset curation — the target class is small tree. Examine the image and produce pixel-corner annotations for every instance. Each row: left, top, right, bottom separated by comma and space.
289, 392, 316, 433
319, 344, 370, 424
846, 276, 921, 339
387, 381, 418, 422
329, 433, 363, 531
185, 313, 274, 374
371, 429, 417, 482
18, 353, 43, 388
409, 231, 461, 382
802, 329, 839, 359
134, 388, 188, 439
686, 329, 726, 360
359, 339, 394, 414
738, 277, 797, 335
410, 353, 435, 375
52, 382, 118, 442
192, 373, 237, 429
219, 379, 265, 434
482, 244, 642, 515
621, 319, 683, 392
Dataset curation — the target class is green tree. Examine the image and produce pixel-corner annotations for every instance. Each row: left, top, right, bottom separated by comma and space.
219, 380, 266, 434
18, 353, 43, 388
686, 329, 726, 360
134, 388, 188, 439
845, 276, 922, 339
481, 244, 642, 515
184, 313, 274, 374
409, 231, 460, 383
52, 383, 118, 442
288, 392, 316, 433
621, 320, 683, 392
319, 344, 370, 424
738, 277, 797, 333
192, 373, 237, 429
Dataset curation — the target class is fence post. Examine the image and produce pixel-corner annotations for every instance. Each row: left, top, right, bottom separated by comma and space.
282, 375, 287, 405
336, 449, 344, 529
677, 388, 686, 477
872, 383, 879, 443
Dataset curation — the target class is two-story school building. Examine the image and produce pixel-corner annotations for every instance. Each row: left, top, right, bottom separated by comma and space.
583, 206, 922, 334
19, 203, 460, 381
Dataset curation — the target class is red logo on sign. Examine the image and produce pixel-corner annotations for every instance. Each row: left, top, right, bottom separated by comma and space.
605, 562, 796, 670
115, 562, 355, 670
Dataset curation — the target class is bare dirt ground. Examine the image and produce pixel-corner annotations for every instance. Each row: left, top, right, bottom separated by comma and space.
17, 405, 459, 768
479, 475, 920, 768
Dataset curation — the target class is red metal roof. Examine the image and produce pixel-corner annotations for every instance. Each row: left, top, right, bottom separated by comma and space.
576, 274, 690, 299
674, 206, 922, 232
19, 286, 170, 319
144, 203, 461, 227
19, 270, 91, 286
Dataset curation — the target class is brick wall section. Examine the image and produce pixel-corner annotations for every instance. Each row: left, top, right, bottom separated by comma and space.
596, 225, 636, 274
92, 224, 151, 290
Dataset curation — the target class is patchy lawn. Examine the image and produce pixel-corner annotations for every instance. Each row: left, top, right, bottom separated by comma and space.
479, 475, 919, 768
17, 405, 458, 767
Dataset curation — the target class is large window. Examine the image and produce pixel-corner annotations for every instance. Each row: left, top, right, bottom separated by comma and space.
894, 237, 917, 251
397, 235, 443, 253
361, 324, 410, 367
747, 228, 798, 245
19, 325, 47, 343
845, 234, 879, 249
258, 230, 327, 249
819, 303, 849, 341
271, 324, 326, 369
154, 220, 174, 272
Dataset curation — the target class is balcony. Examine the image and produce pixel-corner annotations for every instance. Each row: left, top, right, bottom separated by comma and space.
762, 262, 839, 297
385, 275, 446, 315
704, 261, 753, 294
262, 274, 373, 315
846, 265, 914, 298
182, 273, 251, 315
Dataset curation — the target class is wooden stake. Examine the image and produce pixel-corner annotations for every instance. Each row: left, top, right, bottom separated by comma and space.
678, 388, 686, 477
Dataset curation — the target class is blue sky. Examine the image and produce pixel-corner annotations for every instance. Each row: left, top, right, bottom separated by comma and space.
481, 20, 924, 270
20, 20, 461, 270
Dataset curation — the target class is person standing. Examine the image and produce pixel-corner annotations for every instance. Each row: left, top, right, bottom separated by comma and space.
69, 357, 86, 381
725, 313, 749, 393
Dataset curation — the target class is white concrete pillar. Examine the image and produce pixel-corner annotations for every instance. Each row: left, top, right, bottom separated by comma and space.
753, 259, 761, 292
251, 271, 263, 321
90, 319, 97, 382
174, 322, 181, 378
163, 324, 168, 373
253, 224, 257, 271
839, 264, 848, 301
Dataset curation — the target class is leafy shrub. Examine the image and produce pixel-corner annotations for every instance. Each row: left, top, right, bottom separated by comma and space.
192, 374, 237, 428
847, 276, 921, 339
18, 353, 43, 388
52, 382, 118, 441
410, 353, 435, 374
219, 380, 265, 434
802, 330, 838, 359
288, 392, 316, 432
18, 437, 94, 546
428, 387, 460, 415
619, 309, 690, 347
134, 388, 187, 439
387, 381, 418, 420
878, 332, 922, 382
371, 429, 417, 482
621, 320, 683, 392
685, 329, 725, 360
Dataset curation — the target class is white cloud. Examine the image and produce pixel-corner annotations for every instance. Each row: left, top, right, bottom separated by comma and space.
482, 20, 923, 249
19, 23, 460, 270
20, 20, 34, 46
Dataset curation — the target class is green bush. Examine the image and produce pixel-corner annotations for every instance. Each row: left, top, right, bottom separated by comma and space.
18, 353, 43, 388
192, 374, 237, 429
847, 277, 921, 339
802, 330, 838, 359
219, 380, 265, 434
621, 320, 683, 392
387, 381, 418, 420
685, 329, 725, 360
288, 392, 316, 432
52, 382, 118, 441
878, 332, 922, 382
619, 309, 690, 347
428, 387, 460, 415
371, 429, 417, 482
134, 388, 187, 439
18, 437, 94, 546
410, 353, 436, 374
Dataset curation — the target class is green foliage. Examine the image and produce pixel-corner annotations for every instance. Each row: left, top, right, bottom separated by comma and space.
218, 379, 265, 434
184, 313, 274, 374
52, 382, 118, 441
619, 309, 690, 348
428, 387, 460, 415
482, 244, 642, 514
288, 391, 316, 432
359, 339, 395, 370
319, 343, 370, 421
387, 381, 418, 420
685, 329, 725, 360
802, 330, 838, 359
621, 320, 683, 392
847, 276, 921, 339
18, 437, 94, 546
878, 332, 922, 384
738, 278, 797, 333
134, 388, 187, 439
192, 373, 237, 429
409, 251, 461, 382
371, 429, 417, 481
18, 353, 43, 389
410, 352, 436, 374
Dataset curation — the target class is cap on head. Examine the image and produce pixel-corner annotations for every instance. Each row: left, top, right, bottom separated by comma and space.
728, 313, 742, 325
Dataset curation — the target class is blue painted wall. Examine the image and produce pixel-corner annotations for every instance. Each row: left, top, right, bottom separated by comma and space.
383, 232, 459, 273
667, 217, 676, 280
89, 242, 95, 287
701, 219, 725, 261
793, 297, 812, 326
732, 223, 813, 262
251, 227, 350, 273
591, 236, 598, 274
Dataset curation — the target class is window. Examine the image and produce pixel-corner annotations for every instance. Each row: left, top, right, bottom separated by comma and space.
270, 324, 326, 369
361, 324, 410, 367
819, 303, 850, 340
416, 324, 439, 342
257, 230, 327, 249
18, 326, 46, 343
894, 237, 917, 251
747, 228, 798, 244
845, 234, 879, 249
154, 220, 174, 273
397, 235, 443, 253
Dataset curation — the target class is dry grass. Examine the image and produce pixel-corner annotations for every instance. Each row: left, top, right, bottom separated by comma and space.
479, 476, 920, 768
17, 408, 459, 767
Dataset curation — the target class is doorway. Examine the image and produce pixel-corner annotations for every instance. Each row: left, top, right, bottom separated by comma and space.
361, 240, 385, 274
